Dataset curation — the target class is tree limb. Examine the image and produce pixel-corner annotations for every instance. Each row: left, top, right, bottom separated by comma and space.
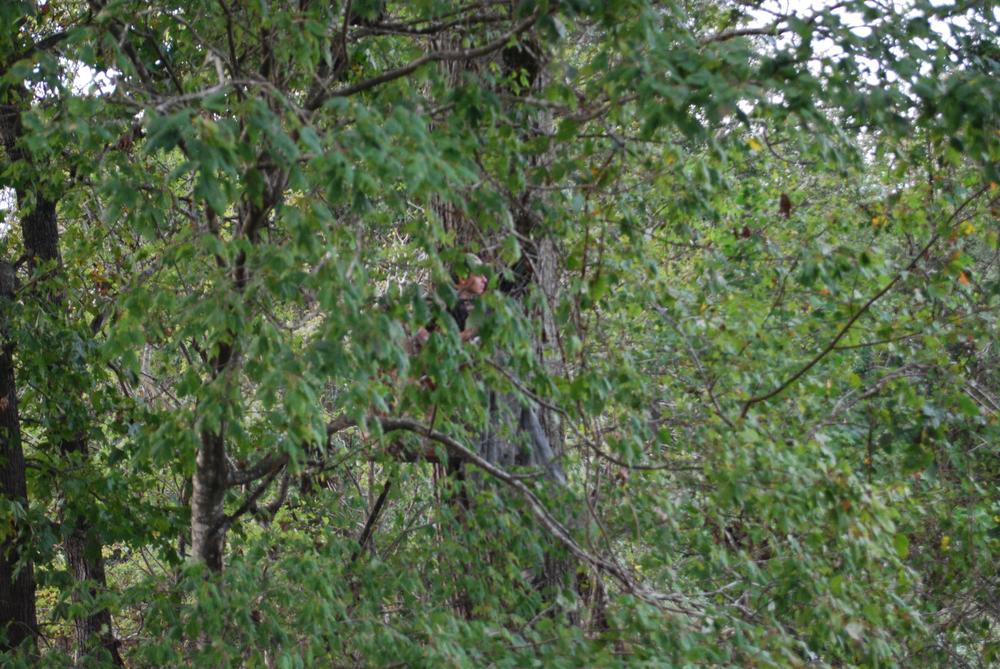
325, 414, 700, 612
349, 478, 392, 565
740, 184, 990, 418
228, 452, 290, 485
312, 9, 541, 104
218, 463, 285, 532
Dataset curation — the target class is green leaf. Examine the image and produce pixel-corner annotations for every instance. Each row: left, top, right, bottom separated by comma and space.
893, 533, 909, 559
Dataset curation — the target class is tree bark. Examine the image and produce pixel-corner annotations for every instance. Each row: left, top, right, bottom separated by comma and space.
190, 429, 228, 572
0, 261, 37, 654
63, 517, 124, 666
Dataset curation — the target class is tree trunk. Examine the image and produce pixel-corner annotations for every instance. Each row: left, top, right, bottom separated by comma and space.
500, 25, 575, 596
433, 5, 574, 603
1, 89, 123, 665
190, 429, 228, 572
23, 200, 124, 665
64, 513, 124, 666
0, 261, 37, 654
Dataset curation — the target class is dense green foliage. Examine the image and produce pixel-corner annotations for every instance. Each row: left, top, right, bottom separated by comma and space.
1, 0, 999, 666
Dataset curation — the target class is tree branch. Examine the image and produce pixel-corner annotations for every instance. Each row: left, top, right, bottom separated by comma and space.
218, 463, 285, 532
313, 9, 540, 103
349, 478, 392, 565
740, 184, 990, 418
699, 26, 786, 45
228, 452, 290, 485
325, 415, 699, 612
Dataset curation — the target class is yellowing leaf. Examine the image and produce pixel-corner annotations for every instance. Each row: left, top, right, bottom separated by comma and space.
940, 535, 951, 550
747, 137, 762, 151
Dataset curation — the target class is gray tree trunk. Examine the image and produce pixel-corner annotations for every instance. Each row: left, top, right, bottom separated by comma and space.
191, 429, 228, 572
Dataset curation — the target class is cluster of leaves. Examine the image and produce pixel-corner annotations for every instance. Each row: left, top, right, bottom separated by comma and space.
0, 0, 998, 667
